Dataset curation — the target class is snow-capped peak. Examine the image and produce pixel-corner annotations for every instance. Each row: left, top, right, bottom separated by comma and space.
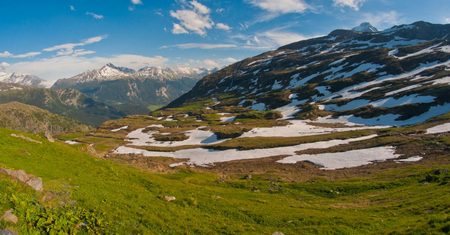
0, 72, 47, 87
65, 64, 208, 83
352, 22, 378, 33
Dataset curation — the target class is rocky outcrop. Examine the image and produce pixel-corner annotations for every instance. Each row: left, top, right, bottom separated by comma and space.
0, 168, 43, 191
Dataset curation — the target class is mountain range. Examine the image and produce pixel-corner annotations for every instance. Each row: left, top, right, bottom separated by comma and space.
169, 21, 450, 126
0, 72, 48, 87
0, 82, 124, 126
52, 64, 208, 114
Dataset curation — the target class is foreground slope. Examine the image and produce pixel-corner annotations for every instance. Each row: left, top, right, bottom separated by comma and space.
0, 128, 449, 234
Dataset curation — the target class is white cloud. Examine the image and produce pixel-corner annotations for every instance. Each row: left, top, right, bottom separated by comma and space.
190, 0, 210, 14
131, 0, 143, 5
0, 62, 10, 70
361, 11, 403, 29
177, 57, 239, 69
86, 12, 104, 20
232, 29, 309, 50
223, 57, 238, 64
170, 5, 213, 36
162, 43, 237, 49
248, 0, 308, 14
5, 54, 168, 81
202, 59, 220, 68
170, 0, 230, 36
333, 0, 365, 10
445, 18, 450, 24
172, 23, 189, 34
43, 35, 107, 57
69, 5, 76, 11
216, 23, 231, 31
0, 51, 41, 59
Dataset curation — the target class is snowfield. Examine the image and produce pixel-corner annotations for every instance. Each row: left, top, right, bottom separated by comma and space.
277, 146, 401, 170
114, 135, 378, 167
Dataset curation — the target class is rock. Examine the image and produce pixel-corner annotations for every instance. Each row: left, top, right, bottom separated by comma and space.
26, 177, 44, 192
1, 210, 18, 224
0, 168, 43, 192
0, 229, 18, 235
10, 133, 42, 144
272, 232, 284, 235
163, 196, 176, 202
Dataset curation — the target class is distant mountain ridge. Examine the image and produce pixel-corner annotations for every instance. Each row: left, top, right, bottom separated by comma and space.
0, 72, 48, 88
57, 63, 209, 83
52, 64, 210, 114
0, 82, 124, 126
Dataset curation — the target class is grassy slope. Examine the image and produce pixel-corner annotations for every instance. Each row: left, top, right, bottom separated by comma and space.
0, 128, 449, 234
0, 102, 90, 135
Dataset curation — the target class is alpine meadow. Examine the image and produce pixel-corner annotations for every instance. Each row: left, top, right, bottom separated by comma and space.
0, 0, 449, 234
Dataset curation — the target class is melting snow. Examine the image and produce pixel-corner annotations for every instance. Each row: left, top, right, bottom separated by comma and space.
65, 140, 80, 145
240, 120, 382, 138
111, 126, 129, 132
126, 126, 225, 147
326, 94, 435, 111
431, 76, 450, 85
395, 156, 423, 163
114, 135, 377, 167
277, 146, 400, 170
333, 103, 450, 126
426, 123, 450, 134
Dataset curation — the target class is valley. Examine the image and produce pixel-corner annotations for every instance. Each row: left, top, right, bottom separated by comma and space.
0, 20, 449, 234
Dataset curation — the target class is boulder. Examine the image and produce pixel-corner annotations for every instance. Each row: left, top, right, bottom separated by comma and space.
26, 177, 44, 192
0, 229, 18, 235
0, 168, 43, 192
163, 196, 176, 202
1, 210, 18, 224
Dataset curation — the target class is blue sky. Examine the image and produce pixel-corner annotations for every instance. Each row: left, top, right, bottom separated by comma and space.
0, 0, 449, 81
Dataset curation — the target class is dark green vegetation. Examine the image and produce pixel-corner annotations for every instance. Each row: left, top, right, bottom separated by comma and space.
0, 102, 90, 135
0, 128, 449, 234
0, 82, 124, 126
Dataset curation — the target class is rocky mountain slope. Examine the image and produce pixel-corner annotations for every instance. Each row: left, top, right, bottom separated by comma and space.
52, 64, 206, 114
0, 82, 124, 126
169, 21, 450, 127
0, 102, 90, 134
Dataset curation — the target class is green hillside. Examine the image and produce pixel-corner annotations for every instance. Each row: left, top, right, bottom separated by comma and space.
0, 102, 90, 135
0, 128, 448, 234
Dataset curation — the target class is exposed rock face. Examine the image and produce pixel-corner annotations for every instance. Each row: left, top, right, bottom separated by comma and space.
0, 168, 43, 191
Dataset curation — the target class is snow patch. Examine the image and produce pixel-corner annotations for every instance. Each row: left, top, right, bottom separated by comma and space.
114, 135, 377, 167
111, 126, 129, 132
277, 146, 400, 170
426, 123, 450, 134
